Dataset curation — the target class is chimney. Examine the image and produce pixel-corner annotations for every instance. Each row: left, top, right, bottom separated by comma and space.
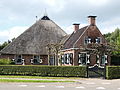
73, 23, 80, 32
88, 16, 97, 25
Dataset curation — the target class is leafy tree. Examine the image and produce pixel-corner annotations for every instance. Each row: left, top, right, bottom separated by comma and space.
0, 38, 15, 51
104, 28, 120, 55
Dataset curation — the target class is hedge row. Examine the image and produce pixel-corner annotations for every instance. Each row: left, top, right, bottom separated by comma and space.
0, 59, 15, 65
106, 66, 120, 79
0, 65, 86, 77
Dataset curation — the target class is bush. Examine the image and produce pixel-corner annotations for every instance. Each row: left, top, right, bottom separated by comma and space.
0, 59, 14, 65
106, 66, 120, 79
0, 65, 86, 77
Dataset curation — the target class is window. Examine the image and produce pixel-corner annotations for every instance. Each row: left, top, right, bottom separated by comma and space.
32, 55, 42, 64
69, 53, 73, 64
78, 53, 87, 65
64, 54, 69, 64
96, 37, 101, 44
101, 55, 105, 65
84, 37, 92, 44
16, 55, 22, 64
101, 55, 107, 65
63, 53, 73, 64
49, 56, 54, 65
64, 54, 67, 64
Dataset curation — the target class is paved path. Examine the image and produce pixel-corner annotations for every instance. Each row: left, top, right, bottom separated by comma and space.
0, 78, 120, 90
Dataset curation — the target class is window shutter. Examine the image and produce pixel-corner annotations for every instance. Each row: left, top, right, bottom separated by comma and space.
70, 53, 73, 64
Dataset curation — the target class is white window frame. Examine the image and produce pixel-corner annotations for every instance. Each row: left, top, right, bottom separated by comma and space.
96, 37, 102, 44
78, 52, 87, 65
32, 55, 42, 64
15, 55, 23, 64
61, 55, 65, 64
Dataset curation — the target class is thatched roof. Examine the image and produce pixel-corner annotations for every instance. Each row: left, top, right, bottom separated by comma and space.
1, 16, 67, 55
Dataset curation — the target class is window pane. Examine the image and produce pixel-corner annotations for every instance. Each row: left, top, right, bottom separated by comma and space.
16, 55, 22, 64
78, 53, 86, 65
33, 55, 40, 64
70, 53, 73, 64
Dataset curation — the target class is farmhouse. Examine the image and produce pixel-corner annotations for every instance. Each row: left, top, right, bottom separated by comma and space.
0, 15, 111, 66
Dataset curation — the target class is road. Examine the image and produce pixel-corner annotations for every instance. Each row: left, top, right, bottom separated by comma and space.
0, 79, 120, 90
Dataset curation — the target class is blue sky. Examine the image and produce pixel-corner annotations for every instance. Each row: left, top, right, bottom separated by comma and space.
0, 0, 120, 44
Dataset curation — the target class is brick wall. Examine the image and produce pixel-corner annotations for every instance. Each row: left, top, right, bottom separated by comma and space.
0, 54, 48, 65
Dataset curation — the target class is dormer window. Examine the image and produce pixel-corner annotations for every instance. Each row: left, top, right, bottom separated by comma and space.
95, 37, 101, 44
84, 37, 92, 44
88, 38, 91, 43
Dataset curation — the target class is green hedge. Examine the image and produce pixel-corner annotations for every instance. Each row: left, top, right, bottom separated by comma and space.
0, 59, 15, 65
0, 65, 86, 77
106, 66, 120, 79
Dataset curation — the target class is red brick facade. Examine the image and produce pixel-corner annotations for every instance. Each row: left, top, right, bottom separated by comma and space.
0, 54, 48, 65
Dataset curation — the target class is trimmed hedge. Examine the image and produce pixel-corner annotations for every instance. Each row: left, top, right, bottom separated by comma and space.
0, 59, 15, 65
106, 66, 120, 79
0, 65, 86, 77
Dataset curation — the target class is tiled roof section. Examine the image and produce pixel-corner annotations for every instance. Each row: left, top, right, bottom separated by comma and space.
60, 34, 71, 44
64, 26, 88, 49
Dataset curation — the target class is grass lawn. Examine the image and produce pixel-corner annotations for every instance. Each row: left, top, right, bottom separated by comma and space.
0, 75, 80, 79
0, 79, 75, 83
0, 75, 79, 83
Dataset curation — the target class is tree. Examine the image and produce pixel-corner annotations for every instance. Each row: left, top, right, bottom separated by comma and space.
46, 43, 63, 66
0, 42, 9, 51
103, 28, 120, 55
0, 38, 16, 51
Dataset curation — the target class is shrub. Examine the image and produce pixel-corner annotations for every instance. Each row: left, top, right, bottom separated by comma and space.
106, 66, 120, 79
0, 59, 14, 65
0, 65, 86, 77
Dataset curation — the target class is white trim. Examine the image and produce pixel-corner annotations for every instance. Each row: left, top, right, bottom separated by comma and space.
32, 55, 42, 64
40, 59, 43, 63
31, 59, 33, 64
22, 59, 25, 65
61, 48, 80, 51
89, 64, 104, 68
78, 52, 87, 65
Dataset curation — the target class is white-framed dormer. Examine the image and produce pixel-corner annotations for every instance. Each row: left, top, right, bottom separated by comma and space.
95, 37, 102, 44
84, 36, 92, 45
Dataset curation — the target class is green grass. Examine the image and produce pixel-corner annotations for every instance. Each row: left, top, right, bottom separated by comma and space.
0, 75, 80, 79
0, 79, 75, 83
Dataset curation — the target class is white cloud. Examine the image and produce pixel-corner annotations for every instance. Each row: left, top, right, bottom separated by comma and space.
88, 0, 108, 6
99, 17, 120, 34
0, 26, 28, 44
101, 26, 119, 34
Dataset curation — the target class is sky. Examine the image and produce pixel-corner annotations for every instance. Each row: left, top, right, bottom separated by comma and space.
0, 0, 120, 44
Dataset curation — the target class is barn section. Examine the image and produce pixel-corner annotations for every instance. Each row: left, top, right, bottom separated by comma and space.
0, 15, 67, 65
